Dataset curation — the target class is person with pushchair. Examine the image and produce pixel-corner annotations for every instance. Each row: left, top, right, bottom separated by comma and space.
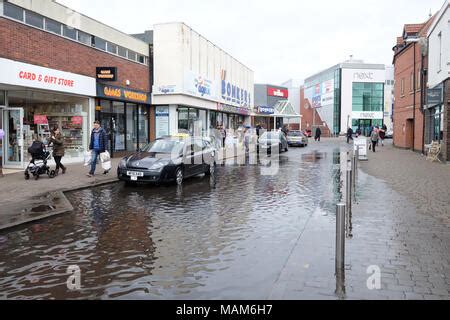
49, 127, 66, 175
87, 120, 109, 177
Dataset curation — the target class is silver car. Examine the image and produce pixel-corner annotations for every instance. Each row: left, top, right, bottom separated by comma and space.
258, 131, 289, 153
287, 130, 308, 147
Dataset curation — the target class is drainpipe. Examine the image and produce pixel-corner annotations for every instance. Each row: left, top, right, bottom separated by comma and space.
412, 42, 416, 151
420, 43, 426, 155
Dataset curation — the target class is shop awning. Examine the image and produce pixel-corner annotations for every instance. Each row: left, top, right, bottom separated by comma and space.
271, 100, 301, 118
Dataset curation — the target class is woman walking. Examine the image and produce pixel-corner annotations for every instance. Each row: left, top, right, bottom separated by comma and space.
49, 127, 67, 175
370, 127, 379, 153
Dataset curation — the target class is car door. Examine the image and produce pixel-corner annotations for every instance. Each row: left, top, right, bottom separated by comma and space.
183, 140, 196, 177
193, 139, 206, 174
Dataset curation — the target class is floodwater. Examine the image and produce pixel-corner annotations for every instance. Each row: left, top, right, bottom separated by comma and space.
0, 142, 351, 299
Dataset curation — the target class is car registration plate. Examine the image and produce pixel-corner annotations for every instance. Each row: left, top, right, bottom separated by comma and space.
127, 171, 144, 177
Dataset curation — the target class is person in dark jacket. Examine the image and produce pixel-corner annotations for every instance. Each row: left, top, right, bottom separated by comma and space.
87, 121, 109, 177
315, 127, 322, 142
347, 127, 354, 144
49, 127, 66, 175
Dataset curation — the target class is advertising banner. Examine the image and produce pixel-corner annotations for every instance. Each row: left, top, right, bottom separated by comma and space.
155, 106, 170, 138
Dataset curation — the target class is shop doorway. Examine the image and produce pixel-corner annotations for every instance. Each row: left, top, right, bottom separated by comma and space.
2, 107, 24, 169
352, 119, 383, 136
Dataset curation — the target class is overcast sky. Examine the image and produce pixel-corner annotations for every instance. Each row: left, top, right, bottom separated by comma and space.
57, 0, 445, 85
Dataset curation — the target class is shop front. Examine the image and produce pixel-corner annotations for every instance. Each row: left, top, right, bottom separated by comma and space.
252, 106, 276, 131
95, 83, 150, 158
0, 57, 96, 169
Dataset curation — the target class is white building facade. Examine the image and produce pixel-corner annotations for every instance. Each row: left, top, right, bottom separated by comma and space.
152, 22, 254, 138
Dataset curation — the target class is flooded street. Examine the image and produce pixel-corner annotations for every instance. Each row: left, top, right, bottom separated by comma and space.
0, 142, 349, 299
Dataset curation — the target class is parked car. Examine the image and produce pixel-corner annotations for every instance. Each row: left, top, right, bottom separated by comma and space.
258, 131, 289, 154
117, 135, 217, 185
385, 130, 393, 139
287, 130, 308, 147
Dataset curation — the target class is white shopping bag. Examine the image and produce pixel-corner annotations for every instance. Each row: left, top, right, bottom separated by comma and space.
100, 151, 111, 162
101, 160, 112, 171
84, 151, 92, 166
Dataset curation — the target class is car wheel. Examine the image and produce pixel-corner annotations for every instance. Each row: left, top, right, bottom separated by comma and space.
175, 167, 184, 186
34, 174, 39, 181
24, 172, 30, 180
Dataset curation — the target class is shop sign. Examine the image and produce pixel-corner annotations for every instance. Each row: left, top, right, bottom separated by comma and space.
155, 85, 177, 94
217, 103, 250, 116
34, 115, 48, 125
267, 87, 288, 98
72, 116, 83, 125
0, 57, 96, 96
221, 70, 251, 108
155, 106, 169, 138
185, 72, 217, 99
427, 86, 443, 107
352, 111, 383, 120
96, 67, 117, 81
256, 106, 275, 115
97, 83, 150, 104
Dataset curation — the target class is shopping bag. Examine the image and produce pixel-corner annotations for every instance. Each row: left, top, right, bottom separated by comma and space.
101, 160, 112, 171
100, 151, 111, 163
84, 150, 92, 166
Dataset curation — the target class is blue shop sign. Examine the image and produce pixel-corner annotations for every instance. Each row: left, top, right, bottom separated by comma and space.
221, 70, 251, 107
257, 106, 275, 115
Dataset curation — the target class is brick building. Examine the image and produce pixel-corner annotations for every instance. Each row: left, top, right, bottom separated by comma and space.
392, 17, 435, 152
0, 0, 151, 169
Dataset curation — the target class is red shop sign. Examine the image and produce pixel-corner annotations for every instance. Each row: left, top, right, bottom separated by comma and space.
34, 115, 48, 125
72, 116, 83, 125
267, 87, 289, 98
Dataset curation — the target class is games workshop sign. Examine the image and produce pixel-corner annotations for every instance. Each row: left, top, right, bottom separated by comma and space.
97, 83, 150, 104
96, 67, 117, 81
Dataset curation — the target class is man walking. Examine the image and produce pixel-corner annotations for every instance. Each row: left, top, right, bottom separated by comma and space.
370, 127, 379, 153
87, 121, 108, 177
315, 127, 322, 142
347, 127, 354, 144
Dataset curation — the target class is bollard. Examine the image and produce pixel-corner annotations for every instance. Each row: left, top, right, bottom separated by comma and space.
352, 152, 357, 197
336, 203, 346, 274
346, 169, 353, 238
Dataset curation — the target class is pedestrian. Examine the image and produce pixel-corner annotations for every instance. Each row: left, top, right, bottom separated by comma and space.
49, 127, 66, 175
281, 124, 289, 137
347, 127, 354, 144
87, 120, 109, 177
315, 127, 322, 142
379, 126, 386, 147
370, 127, 379, 153
355, 127, 362, 138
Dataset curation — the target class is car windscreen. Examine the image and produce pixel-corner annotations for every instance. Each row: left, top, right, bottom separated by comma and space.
288, 132, 303, 137
142, 140, 185, 154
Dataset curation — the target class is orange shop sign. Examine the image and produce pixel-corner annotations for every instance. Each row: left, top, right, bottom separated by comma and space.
97, 83, 150, 104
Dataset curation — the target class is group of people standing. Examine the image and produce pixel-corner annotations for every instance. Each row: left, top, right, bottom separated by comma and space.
346, 124, 387, 153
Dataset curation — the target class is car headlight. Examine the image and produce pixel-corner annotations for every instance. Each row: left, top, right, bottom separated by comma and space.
119, 158, 127, 169
150, 160, 170, 172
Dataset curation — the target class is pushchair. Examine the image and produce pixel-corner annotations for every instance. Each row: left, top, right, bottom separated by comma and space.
25, 142, 56, 180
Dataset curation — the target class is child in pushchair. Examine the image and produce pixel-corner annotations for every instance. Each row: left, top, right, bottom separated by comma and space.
25, 139, 56, 180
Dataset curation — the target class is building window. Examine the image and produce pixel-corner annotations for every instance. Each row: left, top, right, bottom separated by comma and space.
77, 30, 92, 46
138, 55, 145, 64
417, 70, 421, 89
45, 18, 62, 35
410, 72, 414, 93
4, 2, 24, 21
63, 25, 77, 40
128, 51, 137, 61
401, 78, 405, 96
107, 42, 118, 54
352, 82, 384, 112
25, 11, 44, 29
93, 37, 106, 51
118, 46, 127, 58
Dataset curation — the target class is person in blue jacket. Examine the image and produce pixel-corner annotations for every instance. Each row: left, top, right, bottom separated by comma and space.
87, 120, 109, 177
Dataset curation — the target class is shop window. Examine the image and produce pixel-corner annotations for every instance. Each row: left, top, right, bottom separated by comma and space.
0, 90, 5, 105
138, 106, 149, 146
126, 104, 138, 152
118, 46, 127, 58
107, 42, 118, 54
63, 25, 77, 40
178, 108, 189, 132
128, 51, 137, 61
93, 37, 106, 51
25, 11, 44, 29
45, 18, 62, 35
4, 2, 24, 21
78, 30, 92, 46
112, 102, 126, 152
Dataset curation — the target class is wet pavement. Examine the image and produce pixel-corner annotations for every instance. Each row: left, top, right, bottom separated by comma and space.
0, 139, 449, 300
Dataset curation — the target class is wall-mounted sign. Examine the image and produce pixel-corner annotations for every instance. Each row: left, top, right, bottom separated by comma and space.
256, 106, 275, 115
221, 70, 251, 108
155, 85, 177, 94
267, 87, 288, 98
427, 86, 443, 107
96, 83, 150, 104
34, 115, 48, 125
0, 57, 96, 96
155, 106, 169, 138
96, 67, 117, 81
353, 72, 374, 81
185, 72, 217, 99
218, 103, 251, 115
352, 111, 384, 120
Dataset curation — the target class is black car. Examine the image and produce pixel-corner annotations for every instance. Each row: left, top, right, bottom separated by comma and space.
117, 135, 217, 185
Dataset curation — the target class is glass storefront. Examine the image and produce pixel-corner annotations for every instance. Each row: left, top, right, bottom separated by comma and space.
352, 83, 384, 134
96, 99, 149, 156
4, 90, 89, 166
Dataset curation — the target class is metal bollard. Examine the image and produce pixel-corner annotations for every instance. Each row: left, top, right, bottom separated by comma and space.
346, 169, 353, 238
336, 203, 346, 274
